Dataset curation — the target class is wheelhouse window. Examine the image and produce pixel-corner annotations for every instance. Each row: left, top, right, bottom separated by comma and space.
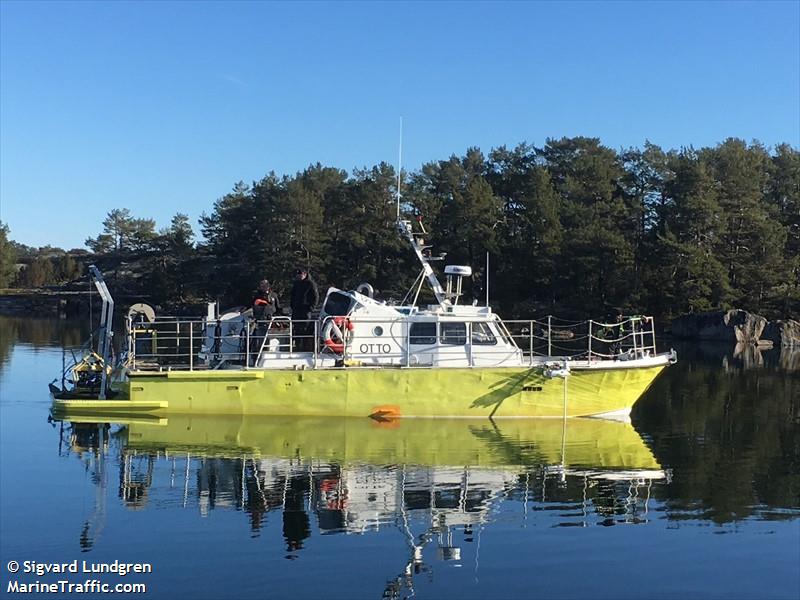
409, 322, 437, 345
322, 292, 355, 316
471, 321, 497, 345
440, 322, 467, 345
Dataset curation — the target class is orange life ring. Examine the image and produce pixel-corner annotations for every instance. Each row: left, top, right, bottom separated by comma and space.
322, 316, 354, 354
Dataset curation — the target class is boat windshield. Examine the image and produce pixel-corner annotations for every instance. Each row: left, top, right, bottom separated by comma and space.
322, 291, 356, 316
495, 318, 517, 348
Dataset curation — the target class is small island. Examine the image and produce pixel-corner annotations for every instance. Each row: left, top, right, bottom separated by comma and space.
1, 137, 797, 330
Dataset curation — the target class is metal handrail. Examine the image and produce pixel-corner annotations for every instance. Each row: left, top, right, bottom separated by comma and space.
126, 314, 659, 371
502, 316, 658, 364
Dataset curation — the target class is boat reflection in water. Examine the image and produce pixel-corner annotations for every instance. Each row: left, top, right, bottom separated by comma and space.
55, 413, 668, 593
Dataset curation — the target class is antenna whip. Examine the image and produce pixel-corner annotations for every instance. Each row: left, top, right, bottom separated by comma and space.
396, 117, 403, 220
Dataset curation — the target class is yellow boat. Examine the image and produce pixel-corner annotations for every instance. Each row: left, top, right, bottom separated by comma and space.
51, 219, 675, 418
116, 360, 669, 418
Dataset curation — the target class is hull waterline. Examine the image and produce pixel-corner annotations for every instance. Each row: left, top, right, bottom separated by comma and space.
53, 362, 667, 419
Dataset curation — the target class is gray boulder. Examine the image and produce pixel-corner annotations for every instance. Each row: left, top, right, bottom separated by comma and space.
762, 319, 800, 348
671, 309, 769, 344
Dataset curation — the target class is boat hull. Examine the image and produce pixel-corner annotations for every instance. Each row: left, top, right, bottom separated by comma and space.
54, 361, 667, 418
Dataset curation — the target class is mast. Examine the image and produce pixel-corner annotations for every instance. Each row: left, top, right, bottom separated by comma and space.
396, 117, 402, 221
396, 220, 449, 308
394, 120, 449, 308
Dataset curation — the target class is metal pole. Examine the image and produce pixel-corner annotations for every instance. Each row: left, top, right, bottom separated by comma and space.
547, 316, 552, 357
485, 252, 489, 307
313, 321, 318, 366
343, 318, 348, 359
468, 323, 473, 367
651, 319, 657, 356
631, 318, 637, 358
588, 320, 593, 362
405, 321, 410, 367
61, 346, 66, 391
246, 321, 250, 367
97, 299, 107, 358
189, 323, 193, 371
528, 321, 533, 366
97, 299, 110, 400
396, 117, 403, 220
563, 360, 568, 420
559, 360, 569, 484
98, 293, 108, 400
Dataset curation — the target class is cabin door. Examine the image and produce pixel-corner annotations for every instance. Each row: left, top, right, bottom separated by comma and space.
435, 322, 470, 367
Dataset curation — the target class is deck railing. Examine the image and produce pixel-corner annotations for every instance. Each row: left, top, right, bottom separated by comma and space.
502, 315, 658, 364
126, 316, 324, 371
124, 314, 658, 371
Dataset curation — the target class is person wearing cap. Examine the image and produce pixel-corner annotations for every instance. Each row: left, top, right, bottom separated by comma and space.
241, 279, 281, 364
251, 279, 281, 320
290, 268, 319, 351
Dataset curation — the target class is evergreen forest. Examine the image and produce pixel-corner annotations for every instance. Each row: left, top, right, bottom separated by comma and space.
2, 137, 798, 321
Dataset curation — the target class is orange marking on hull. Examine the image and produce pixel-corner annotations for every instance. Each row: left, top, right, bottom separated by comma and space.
369, 404, 402, 427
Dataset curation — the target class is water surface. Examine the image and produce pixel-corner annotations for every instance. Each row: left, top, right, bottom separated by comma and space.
1, 317, 798, 599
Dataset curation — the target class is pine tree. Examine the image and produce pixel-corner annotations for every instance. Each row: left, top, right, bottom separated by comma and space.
707, 139, 786, 312
86, 209, 134, 253
487, 144, 562, 313
767, 144, 800, 316
539, 137, 633, 314
0, 222, 17, 287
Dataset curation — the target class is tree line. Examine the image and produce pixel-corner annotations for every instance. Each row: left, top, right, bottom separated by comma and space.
1, 136, 797, 321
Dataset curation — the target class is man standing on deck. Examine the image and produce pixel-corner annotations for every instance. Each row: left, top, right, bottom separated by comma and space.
243, 279, 281, 364
290, 268, 319, 351
251, 279, 280, 320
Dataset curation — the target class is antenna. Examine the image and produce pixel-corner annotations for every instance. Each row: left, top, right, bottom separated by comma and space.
396, 117, 403, 220
485, 251, 489, 307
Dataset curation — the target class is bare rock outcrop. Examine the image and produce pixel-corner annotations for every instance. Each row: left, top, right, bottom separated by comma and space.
671, 310, 769, 345
762, 320, 800, 348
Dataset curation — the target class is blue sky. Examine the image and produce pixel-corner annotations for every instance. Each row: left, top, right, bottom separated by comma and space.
1, 1, 798, 249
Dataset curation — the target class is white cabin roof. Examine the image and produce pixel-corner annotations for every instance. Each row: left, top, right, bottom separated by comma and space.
423, 304, 493, 317
323, 287, 496, 322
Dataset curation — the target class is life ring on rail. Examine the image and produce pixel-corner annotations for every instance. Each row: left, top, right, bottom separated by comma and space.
322, 317, 354, 354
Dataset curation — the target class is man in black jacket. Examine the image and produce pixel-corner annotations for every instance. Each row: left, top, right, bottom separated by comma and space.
290, 268, 319, 351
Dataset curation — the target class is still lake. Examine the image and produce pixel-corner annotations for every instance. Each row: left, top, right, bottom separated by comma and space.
0, 316, 798, 599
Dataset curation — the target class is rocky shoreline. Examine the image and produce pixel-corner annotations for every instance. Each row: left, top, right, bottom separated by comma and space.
671, 309, 799, 348
0, 290, 89, 318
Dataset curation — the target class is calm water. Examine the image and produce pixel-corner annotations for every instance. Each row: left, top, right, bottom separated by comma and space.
1, 316, 798, 599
